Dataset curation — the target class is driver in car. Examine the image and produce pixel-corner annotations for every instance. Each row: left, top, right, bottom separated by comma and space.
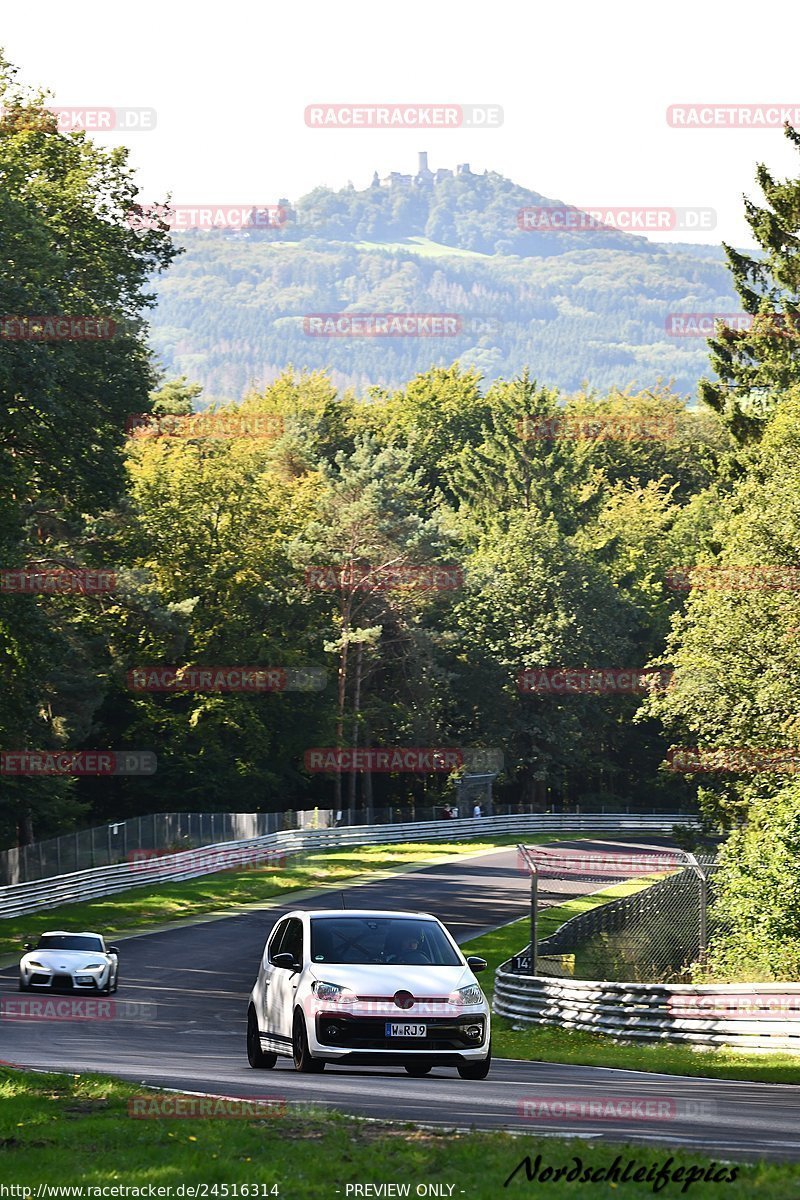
385, 928, 430, 965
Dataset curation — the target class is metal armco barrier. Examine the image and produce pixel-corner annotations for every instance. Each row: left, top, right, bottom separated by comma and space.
493, 972, 800, 1052
0, 812, 693, 919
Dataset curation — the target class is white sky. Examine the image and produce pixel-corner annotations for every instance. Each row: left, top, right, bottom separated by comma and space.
4, 0, 800, 247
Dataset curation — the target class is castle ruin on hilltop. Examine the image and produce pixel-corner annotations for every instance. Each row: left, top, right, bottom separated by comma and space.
372, 152, 476, 189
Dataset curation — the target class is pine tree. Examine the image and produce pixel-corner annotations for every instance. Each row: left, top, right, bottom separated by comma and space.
699, 124, 800, 443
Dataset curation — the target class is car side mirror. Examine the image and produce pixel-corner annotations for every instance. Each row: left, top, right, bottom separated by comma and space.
272, 951, 299, 971
466, 956, 488, 973
108, 946, 120, 955
23, 942, 34, 952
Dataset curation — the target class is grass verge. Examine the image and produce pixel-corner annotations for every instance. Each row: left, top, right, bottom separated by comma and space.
462, 892, 800, 1086
1, 1067, 798, 1197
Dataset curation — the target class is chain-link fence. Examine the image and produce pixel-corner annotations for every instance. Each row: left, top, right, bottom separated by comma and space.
516, 844, 720, 983
0, 811, 286, 885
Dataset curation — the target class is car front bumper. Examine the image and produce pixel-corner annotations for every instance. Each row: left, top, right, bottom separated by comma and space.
311, 1010, 490, 1058
23, 970, 109, 991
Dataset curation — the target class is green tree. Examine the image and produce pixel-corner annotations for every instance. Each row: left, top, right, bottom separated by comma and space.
0, 55, 176, 843
699, 123, 800, 443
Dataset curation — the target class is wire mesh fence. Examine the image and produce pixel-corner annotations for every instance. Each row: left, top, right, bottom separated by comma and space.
516, 844, 720, 983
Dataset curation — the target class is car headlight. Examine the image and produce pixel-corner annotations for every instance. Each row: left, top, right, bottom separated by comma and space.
83, 964, 105, 970
26, 960, 43, 968
311, 980, 356, 1004
450, 983, 483, 1006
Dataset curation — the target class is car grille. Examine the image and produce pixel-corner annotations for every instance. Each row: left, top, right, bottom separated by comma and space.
29, 973, 50, 986
315, 1014, 485, 1050
52, 974, 73, 990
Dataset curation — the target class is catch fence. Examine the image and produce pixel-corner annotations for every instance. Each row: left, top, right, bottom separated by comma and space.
516, 845, 719, 983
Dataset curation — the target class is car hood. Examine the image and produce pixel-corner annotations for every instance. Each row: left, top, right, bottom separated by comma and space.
22, 949, 107, 969
307, 963, 475, 997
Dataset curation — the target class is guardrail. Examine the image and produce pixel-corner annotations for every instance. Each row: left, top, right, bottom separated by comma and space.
0, 812, 694, 919
493, 972, 800, 1052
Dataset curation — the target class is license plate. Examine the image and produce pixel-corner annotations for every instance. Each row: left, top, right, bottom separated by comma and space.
385, 1022, 426, 1037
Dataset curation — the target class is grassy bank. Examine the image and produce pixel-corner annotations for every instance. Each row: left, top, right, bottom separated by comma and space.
0, 1067, 797, 1197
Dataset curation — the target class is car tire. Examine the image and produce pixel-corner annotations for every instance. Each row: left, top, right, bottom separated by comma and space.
111, 969, 119, 994
292, 1010, 324, 1073
457, 1041, 491, 1080
247, 1007, 277, 1069
404, 1063, 432, 1076
18, 976, 27, 992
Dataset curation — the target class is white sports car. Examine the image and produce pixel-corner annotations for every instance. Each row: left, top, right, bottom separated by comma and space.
246, 908, 491, 1078
19, 931, 120, 994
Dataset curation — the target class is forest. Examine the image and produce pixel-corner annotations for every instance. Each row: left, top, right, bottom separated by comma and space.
2, 61, 800, 977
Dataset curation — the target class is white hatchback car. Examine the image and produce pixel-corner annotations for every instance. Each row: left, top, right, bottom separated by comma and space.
19, 931, 120, 994
246, 909, 491, 1078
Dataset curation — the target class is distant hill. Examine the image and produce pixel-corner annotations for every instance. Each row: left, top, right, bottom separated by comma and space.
146, 158, 737, 400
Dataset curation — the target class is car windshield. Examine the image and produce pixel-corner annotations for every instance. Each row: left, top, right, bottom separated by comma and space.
36, 935, 104, 952
310, 917, 461, 966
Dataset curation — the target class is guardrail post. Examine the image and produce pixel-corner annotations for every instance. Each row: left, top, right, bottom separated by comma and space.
530, 863, 538, 977
685, 852, 709, 961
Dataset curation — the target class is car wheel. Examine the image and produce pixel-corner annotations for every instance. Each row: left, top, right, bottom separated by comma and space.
457, 1041, 491, 1080
18, 975, 27, 992
404, 1063, 432, 1076
247, 1007, 277, 1069
111, 969, 119, 994
292, 1010, 324, 1073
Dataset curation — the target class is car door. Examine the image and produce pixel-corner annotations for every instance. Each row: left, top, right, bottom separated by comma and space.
261, 919, 289, 1028
266, 917, 304, 1041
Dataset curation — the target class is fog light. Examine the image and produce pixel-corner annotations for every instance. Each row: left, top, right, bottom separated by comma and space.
465, 1025, 482, 1039
325, 1024, 339, 1038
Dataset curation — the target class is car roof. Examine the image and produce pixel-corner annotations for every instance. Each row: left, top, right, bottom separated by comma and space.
288, 909, 438, 920
40, 930, 105, 938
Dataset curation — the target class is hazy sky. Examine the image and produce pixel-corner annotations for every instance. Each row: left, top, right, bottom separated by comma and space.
4, 0, 799, 247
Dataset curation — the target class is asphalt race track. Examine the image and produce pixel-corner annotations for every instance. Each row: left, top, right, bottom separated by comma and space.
2, 841, 799, 1163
